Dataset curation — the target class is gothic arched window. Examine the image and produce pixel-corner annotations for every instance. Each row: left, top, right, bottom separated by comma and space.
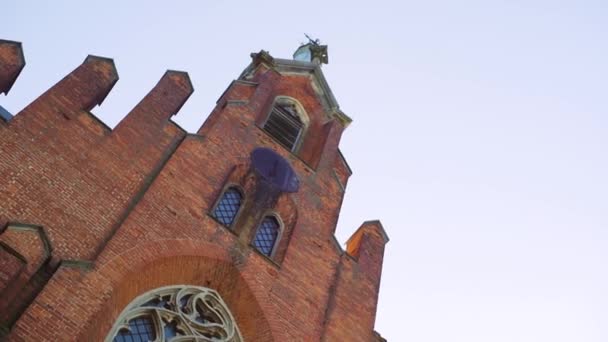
212, 187, 243, 227
106, 285, 243, 342
263, 98, 307, 152
253, 216, 281, 257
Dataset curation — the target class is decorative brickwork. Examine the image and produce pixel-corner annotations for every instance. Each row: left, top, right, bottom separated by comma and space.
0, 40, 388, 341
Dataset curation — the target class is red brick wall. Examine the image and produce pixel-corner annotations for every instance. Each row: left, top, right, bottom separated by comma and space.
0, 39, 25, 95
0, 246, 23, 294
0, 42, 388, 341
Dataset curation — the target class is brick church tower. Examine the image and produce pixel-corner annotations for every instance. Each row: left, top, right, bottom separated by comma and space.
0, 38, 389, 341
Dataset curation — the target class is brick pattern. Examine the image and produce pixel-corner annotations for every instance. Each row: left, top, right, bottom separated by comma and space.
0, 225, 53, 329
0, 41, 388, 341
0, 39, 25, 95
0, 247, 23, 294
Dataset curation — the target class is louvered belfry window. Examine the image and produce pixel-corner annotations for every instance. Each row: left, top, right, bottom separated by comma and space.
263, 103, 303, 151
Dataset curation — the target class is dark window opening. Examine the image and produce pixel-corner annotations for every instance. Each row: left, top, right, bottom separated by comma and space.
263, 103, 303, 151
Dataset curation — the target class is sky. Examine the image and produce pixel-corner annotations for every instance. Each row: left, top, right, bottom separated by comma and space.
3, 1, 608, 340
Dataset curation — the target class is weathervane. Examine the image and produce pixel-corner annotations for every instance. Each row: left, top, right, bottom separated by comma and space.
304, 33, 321, 46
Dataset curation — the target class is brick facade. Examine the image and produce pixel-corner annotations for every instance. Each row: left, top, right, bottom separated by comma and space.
0, 40, 389, 341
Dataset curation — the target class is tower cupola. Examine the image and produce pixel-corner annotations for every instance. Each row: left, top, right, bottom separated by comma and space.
293, 35, 328, 65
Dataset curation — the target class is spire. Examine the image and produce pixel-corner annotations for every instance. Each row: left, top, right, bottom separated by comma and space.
293, 34, 328, 65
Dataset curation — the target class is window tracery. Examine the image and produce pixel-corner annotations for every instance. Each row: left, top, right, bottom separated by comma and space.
107, 286, 243, 342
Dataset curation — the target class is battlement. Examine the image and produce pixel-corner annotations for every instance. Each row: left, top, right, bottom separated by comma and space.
0, 36, 388, 274
0, 39, 388, 342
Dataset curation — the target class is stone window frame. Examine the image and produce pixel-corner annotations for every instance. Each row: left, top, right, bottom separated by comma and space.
105, 285, 243, 342
209, 184, 246, 230
262, 96, 310, 154
251, 212, 284, 259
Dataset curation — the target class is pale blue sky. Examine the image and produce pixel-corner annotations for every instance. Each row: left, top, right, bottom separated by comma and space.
3, 1, 608, 341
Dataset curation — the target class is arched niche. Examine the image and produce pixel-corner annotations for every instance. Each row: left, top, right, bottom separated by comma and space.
79, 239, 274, 341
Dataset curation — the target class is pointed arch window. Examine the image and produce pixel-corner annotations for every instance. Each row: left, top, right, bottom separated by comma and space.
253, 216, 281, 257
212, 187, 243, 227
263, 99, 305, 151
106, 286, 243, 342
